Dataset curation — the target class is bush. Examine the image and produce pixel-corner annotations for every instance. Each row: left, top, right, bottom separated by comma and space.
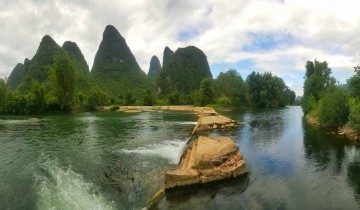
214, 96, 232, 107
318, 88, 349, 128
143, 90, 155, 106
109, 105, 119, 111
349, 102, 360, 134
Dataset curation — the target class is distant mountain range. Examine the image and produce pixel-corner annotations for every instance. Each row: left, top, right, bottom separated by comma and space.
6, 25, 212, 98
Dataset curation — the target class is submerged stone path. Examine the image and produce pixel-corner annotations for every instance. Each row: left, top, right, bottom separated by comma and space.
101, 105, 247, 208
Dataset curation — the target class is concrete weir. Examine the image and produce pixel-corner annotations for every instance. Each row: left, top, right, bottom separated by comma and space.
102, 106, 247, 207
165, 107, 246, 190
165, 136, 247, 190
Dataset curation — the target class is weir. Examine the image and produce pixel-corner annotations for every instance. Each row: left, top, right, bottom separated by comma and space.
106, 106, 247, 208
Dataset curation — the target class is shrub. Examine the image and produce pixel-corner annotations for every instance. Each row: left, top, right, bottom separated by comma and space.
318, 88, 349, 128
109, 105, 119, 111
349, 102, 360, 134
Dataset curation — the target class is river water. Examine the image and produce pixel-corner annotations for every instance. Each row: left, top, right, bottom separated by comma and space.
0, 106, 359, 209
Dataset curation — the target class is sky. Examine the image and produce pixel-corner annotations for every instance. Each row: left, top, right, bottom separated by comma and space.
1, 0, 360, 96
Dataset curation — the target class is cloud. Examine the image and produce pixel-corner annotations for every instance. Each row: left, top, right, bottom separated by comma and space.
0, 0, 360, 96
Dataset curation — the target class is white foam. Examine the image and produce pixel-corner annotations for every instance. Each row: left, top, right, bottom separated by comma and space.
35, 159, 115, 210
178, 121, 198, 125
121, 140, 186, 164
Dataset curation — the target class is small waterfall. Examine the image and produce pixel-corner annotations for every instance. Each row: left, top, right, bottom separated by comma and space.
121, 140, 187, 164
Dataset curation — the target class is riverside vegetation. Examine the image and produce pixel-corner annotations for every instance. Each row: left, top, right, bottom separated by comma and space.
302, 60, 360, 140
0, 25, 295, 115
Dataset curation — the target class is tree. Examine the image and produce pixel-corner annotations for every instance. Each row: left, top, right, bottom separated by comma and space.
349, 102, 360, 137
125, 92, 136, 105
199, 77, 213, 106
168, 91, 180, 105
48, 54, 76, 112
246, 71, 287, 108
0, 79, 8, 111
213, 69, 249, 108
347, 66, 360, 99
143, 90, 155, 106
317, 87, 349, 128
284, 88, 296, 105
302, 60, 336, 114
25, 80, 46, 113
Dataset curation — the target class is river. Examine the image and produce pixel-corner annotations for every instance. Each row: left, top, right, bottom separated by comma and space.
0, 106, 359, 209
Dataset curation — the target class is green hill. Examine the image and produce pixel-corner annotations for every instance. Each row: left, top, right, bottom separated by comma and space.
147, 55, 161, 79
62, 41, 89, 75
90, 25, 148, 98
162, 46, 174, 67
157, 46, 212, 95
19, 35, 64, 91
6, 62, 25, 90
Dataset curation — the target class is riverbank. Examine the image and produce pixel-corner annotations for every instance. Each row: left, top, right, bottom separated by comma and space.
99, 105, 206, 113
305, 115, 359, 141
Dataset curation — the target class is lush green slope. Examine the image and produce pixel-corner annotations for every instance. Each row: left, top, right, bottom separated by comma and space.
19, 35, 64, 91
147, 55, 161, 79
62, 41, 89, 75
157, 46, 212, 95
6, 63, 24, 90
162, 46, 174, 67
90, 25, 148, 98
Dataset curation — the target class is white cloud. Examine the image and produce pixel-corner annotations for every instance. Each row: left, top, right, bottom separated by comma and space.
1, 0, 360, 96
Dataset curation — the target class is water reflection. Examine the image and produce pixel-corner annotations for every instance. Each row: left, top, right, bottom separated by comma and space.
157, 176, 249, 209
303, 120, 349, 174
348, 162, 360, 200
247, 109, 286, 148
303, 118, 360, 206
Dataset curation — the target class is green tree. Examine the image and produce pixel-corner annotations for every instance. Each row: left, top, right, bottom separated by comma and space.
48, 54, 76, 112
349, 102, 360, 137
81, 87, 109, 111
199, 77, 213, 106
0, 79, 8, 111
347, 66, 360, 99
317, 87, 349, 128
168, 91, 180, 105
143, 90, 155, 106
25, 80, 46, 113
302, 60, 336, 114
213, 69, 249, 108
246, 71, 287, 108
284, 87, 296, 105
125, 92, 136, 105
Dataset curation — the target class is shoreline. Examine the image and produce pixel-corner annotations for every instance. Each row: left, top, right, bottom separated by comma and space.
305, 115, 359, 141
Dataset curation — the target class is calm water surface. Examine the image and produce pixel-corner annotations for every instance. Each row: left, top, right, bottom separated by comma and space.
0, 106, 359, 209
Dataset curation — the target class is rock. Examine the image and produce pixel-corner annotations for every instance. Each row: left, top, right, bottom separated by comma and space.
162, 46, 174, 67
164, 136, 247, 190
147, 55, 161, 79
62, 41, 89, 74
90, 25, 148, 97
6, 63, 25, 90
157, 46, 212, 95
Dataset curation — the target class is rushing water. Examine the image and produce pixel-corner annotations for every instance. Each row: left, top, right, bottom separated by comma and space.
0, 106, 359, 209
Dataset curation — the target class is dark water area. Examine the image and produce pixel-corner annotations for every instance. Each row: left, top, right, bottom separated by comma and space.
0, 106, 359, 209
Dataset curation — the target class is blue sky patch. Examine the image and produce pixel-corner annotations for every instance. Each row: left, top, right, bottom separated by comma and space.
243, 32, 298, 52
210, 59, 254, 79
177, 29, 199, 41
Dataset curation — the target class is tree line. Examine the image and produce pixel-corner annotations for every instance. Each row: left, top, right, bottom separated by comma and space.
302, 59, 360, 135
0, 58, 296, 114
